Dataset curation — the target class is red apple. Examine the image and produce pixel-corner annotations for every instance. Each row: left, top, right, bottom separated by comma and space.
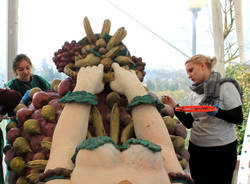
6, 128, 21, 143
5, 148, 15, 167
57, 78, 74, 97
31, 109, 43, 123
160, 104, 175, 118
16, 107, 34, 124
24, 151, 34, 162
40, 120, 56, 137
21, 127, 32, 141
47, 91, 60, 99
48, 98, 63, 112
32, 91, 51, 109
30, 135, 44, 152
174, 123, 187, 139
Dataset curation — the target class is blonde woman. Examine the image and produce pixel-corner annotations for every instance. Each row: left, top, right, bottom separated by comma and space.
163, 54, 243, 184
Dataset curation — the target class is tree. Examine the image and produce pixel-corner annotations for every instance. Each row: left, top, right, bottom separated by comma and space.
211, 0, 246, 75
143, 68, 191, 105
34, 58, 67, 83
223, 0, 240, 63
225, 64, 250, 154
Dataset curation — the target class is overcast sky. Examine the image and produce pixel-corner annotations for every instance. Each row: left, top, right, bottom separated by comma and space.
16, 0, 214, 69
1, 0, 249, 71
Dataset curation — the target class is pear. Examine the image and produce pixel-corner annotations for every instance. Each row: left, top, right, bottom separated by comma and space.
13, 137, 32, 154
29, 87, 41, 99
10, 156, 26, 173
171, 135, 185, 153
163, 116, 176, 134
23, 119, 41, 135
41, 104, 56, 122
51, 79, 61, 92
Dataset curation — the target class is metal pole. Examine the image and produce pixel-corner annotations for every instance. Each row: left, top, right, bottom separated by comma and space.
7, 0, 18, 81
190, 8, 200, 56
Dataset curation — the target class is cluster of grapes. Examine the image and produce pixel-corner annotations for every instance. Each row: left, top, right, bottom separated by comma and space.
52, 41, 82, 72
131, 56, 146, 81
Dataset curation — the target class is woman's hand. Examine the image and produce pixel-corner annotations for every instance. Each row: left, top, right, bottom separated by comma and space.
161, 95, 177, 109
73, 64, 104, 94
110, 63, 147, 102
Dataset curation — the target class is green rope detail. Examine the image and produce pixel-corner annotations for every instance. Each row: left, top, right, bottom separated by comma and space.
43, 175, 70, 182
58, 91, 98, 105
119, 47, 127, 56
126, 94, 165, 112
71, 136, 161, 164
171, 180, 187, 184
91, 48, 101, 57
129, 65, 137, 70
104, 34, 111, 43
122, 138, 161, 152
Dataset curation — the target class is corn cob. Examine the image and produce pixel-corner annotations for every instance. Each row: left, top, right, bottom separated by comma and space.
83, 17, 96, 44
120, 121, 134, 145
114, 56, 135, 65
116, 28, 127, 44
91, 106, 106, 136
102, 45, 122, 58
110, 103, 120, 144
26, 173, 41, 182
41, 140, 51, 151
87, 130, 93, 139
106, 91, 120, 108
26, 160, 48, 170
100, 19, 111, 38
64, 63, 78, 79
75, 53, 101, 67
106, 27, 127, 50
16, 176, 28, 184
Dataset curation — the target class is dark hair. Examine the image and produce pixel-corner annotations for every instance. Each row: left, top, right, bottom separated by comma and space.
13, 54, 32, 73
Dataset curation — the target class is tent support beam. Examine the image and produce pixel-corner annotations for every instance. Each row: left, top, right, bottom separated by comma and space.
7, 0, 18, 80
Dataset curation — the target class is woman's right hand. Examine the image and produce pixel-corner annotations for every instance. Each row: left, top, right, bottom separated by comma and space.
161, 95, 177, 109
110, 63, 147, 102
73, 64, 104, 94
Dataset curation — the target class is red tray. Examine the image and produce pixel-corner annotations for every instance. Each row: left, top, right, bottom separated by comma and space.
175, 105, 217, 112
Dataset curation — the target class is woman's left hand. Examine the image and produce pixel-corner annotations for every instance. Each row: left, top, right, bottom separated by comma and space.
207, 104, 219, 116
73, 64, 104, 94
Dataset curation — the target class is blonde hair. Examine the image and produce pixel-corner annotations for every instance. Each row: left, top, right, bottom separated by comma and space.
185, 54, 217, 70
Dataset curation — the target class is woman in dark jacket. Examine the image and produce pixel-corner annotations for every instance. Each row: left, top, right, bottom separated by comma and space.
5, 54, 50, 96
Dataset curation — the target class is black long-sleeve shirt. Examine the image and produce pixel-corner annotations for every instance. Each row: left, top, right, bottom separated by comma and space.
174, 106, 243, 129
